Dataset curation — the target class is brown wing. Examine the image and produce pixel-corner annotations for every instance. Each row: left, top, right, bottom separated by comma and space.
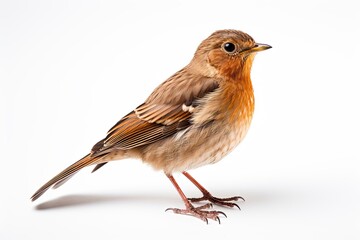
91, 73, 219, 156
105, 109, 190, 149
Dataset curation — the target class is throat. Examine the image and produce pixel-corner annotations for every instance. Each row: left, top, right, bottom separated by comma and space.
221, 75, 255, 124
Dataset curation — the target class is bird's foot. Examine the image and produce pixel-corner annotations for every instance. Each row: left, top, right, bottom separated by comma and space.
166, 203, 226, 224
188, 193, 244, 209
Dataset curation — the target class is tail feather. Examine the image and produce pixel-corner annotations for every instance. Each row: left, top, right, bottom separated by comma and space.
52, 172, 78, 189
31, 154, 100, 201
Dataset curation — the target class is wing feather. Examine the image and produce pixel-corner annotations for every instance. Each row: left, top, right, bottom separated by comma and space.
91, 75, 219, 156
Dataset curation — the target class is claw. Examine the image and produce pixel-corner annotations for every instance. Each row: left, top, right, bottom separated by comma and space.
166, 174, 234, 223
189, 193, 244, 209
217, 211, 227, 218
233, 203, 241, 210
230, 196, 245, 202
165, 206, 227, 224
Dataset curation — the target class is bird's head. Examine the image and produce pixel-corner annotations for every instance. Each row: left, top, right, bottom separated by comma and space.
190, 29, 271, 80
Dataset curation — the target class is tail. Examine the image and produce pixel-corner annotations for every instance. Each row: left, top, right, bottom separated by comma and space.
31, 154, 102, 201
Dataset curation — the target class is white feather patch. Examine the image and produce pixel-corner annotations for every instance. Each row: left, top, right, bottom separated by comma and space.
182, 104, 195, 113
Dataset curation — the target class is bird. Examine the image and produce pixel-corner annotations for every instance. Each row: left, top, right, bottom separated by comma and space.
31, 29, 271, 223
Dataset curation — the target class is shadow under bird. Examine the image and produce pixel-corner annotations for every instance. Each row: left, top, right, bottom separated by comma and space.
31, 29, 271, 223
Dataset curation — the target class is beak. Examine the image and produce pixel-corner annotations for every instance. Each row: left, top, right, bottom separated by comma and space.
250, 43, 272, 53
241, 43, 272, 54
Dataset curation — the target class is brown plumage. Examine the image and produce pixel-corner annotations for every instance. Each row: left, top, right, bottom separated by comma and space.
31, 29, 271, 223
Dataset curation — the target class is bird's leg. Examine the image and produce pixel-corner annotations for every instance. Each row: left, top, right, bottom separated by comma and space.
165, 174, 226, 224
183, 171, 244, 209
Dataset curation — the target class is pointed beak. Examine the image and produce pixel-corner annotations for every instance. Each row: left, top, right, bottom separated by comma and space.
250, 43, 272, 53
240, 43, 272, 55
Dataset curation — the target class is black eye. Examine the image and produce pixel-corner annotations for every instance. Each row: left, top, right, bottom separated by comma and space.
223, 42, 236, 53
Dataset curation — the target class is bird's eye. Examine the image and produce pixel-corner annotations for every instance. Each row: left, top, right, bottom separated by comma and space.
222, 42, 236, 53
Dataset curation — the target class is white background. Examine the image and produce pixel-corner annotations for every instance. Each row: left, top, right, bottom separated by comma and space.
1, 0, 359, 239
